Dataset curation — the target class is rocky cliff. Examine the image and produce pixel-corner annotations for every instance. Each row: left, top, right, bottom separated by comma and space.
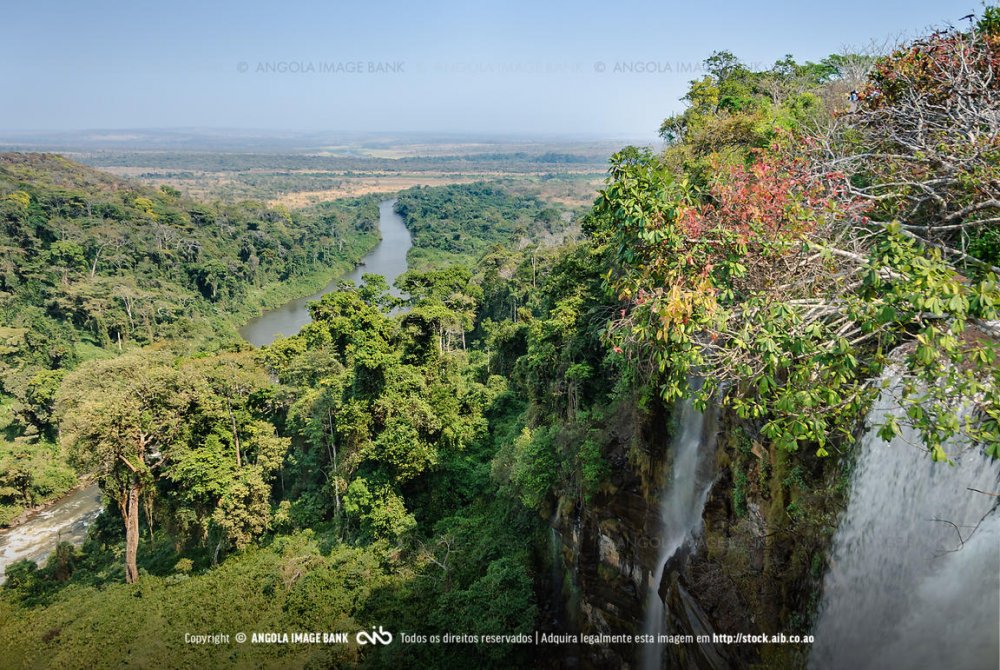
549, 398, 846, 669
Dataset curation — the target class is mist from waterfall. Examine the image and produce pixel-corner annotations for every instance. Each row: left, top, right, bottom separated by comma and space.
810, 375, 1000, 669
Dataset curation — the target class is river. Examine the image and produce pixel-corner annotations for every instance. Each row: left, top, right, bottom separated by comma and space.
239, 198, 412, 347
0, 198, 412, 580
0, 484, 103, 582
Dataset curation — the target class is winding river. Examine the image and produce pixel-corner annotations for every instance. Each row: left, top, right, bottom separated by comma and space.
0, 198, 412, 580
240, 198, 412, 347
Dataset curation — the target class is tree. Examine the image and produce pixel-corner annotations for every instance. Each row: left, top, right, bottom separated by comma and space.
815, 22, 1000, 274
56, 352, 197, 582
182, 351, 272, 469
399, 266, 481, 354
596, 22, 1000, 459
3, 367, 65, 437
155, 352, 289, 557
357, 272, 400, 313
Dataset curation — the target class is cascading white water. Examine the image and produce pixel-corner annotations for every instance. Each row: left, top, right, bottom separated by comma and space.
811, 375, 1000, 670
549, 515, 565, 628
0, 483, 103, 583
641, 398, 717, 670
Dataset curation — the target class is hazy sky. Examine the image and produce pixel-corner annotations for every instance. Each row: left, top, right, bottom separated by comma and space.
0, 0, 979, 139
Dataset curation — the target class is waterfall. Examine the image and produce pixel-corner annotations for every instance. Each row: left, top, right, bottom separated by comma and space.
549, 516, 565, 629
641, 398, 717, 670
811, 375, 1000, 669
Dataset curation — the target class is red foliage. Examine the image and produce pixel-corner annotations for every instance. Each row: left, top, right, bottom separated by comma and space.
684, 152, 854, 249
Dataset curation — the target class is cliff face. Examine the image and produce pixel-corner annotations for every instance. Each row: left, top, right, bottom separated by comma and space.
550, 400, 845, 669
549, 399, 666, 667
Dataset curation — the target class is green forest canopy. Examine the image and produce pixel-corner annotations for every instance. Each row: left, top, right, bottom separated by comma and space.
1, 10, 999, 668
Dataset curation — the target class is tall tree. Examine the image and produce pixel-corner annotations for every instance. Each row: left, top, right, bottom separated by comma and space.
56, 352, 197, 582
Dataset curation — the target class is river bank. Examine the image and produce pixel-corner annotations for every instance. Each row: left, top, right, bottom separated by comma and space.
239, 198, 412, 347
0, 476, 97, 532
226, 229, 379, 336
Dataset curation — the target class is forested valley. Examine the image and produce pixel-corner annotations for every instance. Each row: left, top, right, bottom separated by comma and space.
0, 152, 385, 527
1, 8, 999, 670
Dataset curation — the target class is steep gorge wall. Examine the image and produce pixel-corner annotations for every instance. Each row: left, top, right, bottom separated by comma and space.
549, 400, 667, 667
550, 398, 846, 669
